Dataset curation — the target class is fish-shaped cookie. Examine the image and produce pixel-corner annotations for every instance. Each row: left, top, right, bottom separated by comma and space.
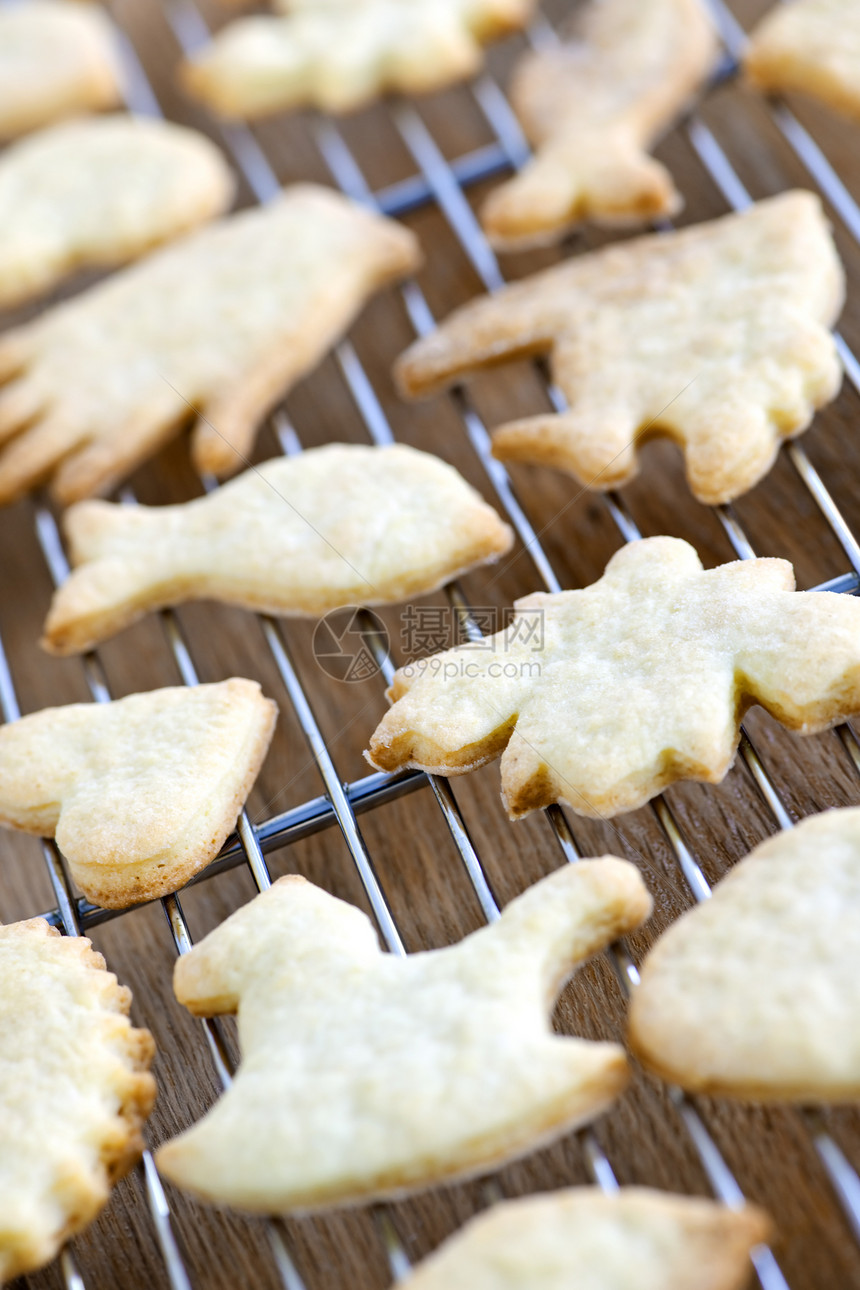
42, 443, 513, 655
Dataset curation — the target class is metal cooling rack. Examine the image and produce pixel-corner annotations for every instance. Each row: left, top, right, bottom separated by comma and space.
3, 0, 860, 1286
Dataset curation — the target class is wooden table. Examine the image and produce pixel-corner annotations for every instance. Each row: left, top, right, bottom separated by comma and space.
3, 1, 860, 1287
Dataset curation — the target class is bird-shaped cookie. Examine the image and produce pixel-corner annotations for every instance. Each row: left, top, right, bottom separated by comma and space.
156, 860, 651, 1212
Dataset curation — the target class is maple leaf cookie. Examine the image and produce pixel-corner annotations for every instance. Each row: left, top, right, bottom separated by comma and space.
0, 679, 277, 908
0, 1, 123, 142
398, 191, 843, 505
0, 184, 419, 505
0, 918, 155, 1282
181, 0, 535, 118
482, 0, 718, 250
399, 1187, 770, 1290
42, 443, 513, 655
366, 536, 860, 820
0, 116, 234, 311
745, 0, 860, 121
156, 861, 651, 1212
630, 806, 860, 1101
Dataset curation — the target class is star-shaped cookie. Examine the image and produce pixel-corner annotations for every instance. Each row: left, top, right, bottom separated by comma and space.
0, 918, 155, 1282
181, 0, 535, 117
400, 1187, 769, 1290
366, 536, 860, 819
397, 191, 843, 505
0, 116, 234, 311
155, 861, 651, 1212
42, 443, 513, 655
745, 0, 860, 121
630, 806, 860, 1101
482, 0, 718, 249
0, 1, 123, 142
0, 679, 277, 908
0, 184, 420, 505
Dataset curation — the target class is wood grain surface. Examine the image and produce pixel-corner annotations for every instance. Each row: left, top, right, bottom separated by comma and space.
2, 0, 860, 1287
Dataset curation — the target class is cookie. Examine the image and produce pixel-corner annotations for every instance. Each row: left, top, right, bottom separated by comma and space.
399, 1186, 770, 1290
0, 918, 155, 1281
155, 860, 651, 1212
397, 191, 843, 505
181, 0, 535, 117
0, 679, 277, 909
366, 536, 860, 820
0, 1, 123, 142
0, 116, 234, 311
0, 184, 420, 505
482, 0, 718, 250
629, 806, 860, 1101
745, 0, 860, 121
42, 443, 513, 655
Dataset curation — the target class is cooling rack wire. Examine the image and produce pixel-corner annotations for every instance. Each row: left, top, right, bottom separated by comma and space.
3, 0, 860, 1286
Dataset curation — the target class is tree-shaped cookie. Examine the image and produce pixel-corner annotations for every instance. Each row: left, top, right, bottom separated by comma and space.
0, 116, 234, 310
0, 1, 123, 142
0, 679, 276, 908
366, 536, 860, 819
0, 918, 155, 1281
181, 0, 535, 118
42, 443, 513, 655
630, 806, 860, 1101
155, 861, 651, 1212
0, 184, 419, 505
399, 1186, 769, 1290
397, 191, 843, 505
482, 0, 717, 249
745, 0, 860, 122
